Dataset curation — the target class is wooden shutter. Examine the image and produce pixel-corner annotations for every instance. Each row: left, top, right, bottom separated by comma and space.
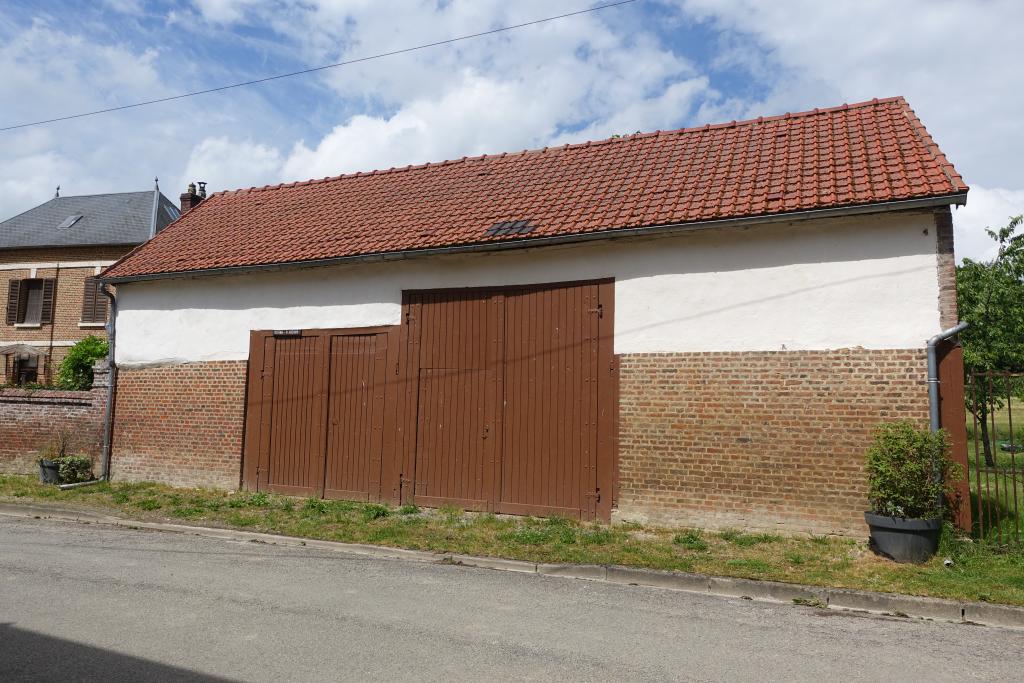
5, 280, 20, 325
40, 279, 56, 324
81, 278, 106, 323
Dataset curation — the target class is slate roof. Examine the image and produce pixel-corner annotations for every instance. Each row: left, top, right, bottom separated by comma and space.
103, 97, 967, 281
0, 191, 179, 250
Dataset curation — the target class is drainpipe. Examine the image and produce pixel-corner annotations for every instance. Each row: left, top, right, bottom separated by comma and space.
927, 322, 969, 432
98, 283, 118, 480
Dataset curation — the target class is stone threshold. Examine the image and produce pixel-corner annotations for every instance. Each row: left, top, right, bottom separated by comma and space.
2, 502, 1021, 631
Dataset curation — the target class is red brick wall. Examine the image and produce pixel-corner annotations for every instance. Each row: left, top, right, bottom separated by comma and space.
934, 207, 959, 329
111, 361, 247, 489
0, 363, 108, 474
616, 349, 930, 537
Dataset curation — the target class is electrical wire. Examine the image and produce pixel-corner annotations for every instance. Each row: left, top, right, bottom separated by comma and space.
0, 0, 638, 132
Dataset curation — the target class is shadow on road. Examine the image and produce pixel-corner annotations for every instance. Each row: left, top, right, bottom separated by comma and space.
0, 623, 236, 682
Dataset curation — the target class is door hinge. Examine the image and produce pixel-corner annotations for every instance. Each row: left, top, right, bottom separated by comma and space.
588, 303, 603, 318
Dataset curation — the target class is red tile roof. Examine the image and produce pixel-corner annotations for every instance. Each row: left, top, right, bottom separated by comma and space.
104, 96, 966, 280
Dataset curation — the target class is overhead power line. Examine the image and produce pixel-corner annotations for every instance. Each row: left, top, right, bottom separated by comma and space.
1, 0, 638, 132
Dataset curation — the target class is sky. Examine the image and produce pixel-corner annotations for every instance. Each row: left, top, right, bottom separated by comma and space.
0, 0, 1021, 262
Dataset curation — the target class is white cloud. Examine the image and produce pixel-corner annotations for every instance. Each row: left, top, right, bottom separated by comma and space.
179, 137, 283, 194
952, 186, 1024, 263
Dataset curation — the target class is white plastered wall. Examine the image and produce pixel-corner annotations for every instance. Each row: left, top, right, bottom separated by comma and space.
114, 209, 943, 366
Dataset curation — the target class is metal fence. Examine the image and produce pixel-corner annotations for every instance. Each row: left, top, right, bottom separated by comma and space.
967, 372, 1024, 545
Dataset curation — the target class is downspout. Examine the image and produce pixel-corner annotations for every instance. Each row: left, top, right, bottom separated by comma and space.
98, 283, 118, 480
927, 321, 969, 432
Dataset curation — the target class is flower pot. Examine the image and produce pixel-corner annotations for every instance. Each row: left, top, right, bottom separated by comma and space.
38, 459, 60, 485
864, 512, 941, 563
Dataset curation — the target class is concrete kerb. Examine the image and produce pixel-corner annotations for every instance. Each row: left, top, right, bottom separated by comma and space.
2, 502, 1022, 630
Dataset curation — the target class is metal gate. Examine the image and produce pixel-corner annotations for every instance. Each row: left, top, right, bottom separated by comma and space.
966, 371, 1024, 545
241, 327, 395, 499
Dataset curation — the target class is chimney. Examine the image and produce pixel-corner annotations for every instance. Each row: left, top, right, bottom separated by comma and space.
179, 181, 205, 213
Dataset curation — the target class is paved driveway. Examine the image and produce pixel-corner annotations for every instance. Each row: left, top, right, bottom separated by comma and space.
0, 515, 1020, 682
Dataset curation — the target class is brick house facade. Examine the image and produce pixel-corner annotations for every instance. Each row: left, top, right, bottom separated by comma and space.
101, 98, 970, 536
0, 190, 178, 383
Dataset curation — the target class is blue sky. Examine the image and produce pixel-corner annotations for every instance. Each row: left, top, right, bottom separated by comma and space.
1, 0, 1021, 260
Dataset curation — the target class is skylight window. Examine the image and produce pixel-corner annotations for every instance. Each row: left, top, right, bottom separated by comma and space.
163, 205, 180, 220
57, 215, 83, 229
485, 219, 536, 236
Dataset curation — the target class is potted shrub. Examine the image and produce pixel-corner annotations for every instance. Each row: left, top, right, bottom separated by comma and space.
37, 429, 94, 485
864, 421, 962, 563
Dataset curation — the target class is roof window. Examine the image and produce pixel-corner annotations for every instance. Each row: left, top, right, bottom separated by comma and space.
485, 219, 535, 236
57, 215, 83, 229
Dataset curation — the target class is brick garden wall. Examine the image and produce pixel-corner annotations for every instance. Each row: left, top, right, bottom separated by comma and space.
615, 349, 931, 537
0, 362, 109, 474
110, 361, 247, 489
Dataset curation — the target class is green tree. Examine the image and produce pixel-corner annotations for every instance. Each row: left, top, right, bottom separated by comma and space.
956, 215, 1024, 465
56, 336, 109, 390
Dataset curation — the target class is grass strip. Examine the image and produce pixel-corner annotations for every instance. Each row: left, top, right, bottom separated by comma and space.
3, 474, 1023, 606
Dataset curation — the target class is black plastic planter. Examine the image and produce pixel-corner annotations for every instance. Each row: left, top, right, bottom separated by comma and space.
865, 512, 941, 563
38, 459, 60, 485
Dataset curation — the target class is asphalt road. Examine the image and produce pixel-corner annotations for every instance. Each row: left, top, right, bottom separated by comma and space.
1, 516, 1021, 682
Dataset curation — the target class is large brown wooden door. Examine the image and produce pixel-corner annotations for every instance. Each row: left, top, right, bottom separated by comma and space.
404, 280, 614, 520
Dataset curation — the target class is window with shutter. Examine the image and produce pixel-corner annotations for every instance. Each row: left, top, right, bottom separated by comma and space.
40, 278, 56, 324
80, 278, 106, 323
5, 280, 20, 326
22, 280, 44, 325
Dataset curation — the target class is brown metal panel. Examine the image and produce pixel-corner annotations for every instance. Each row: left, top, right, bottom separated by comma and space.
937, 340, 971, 530
241, 331, 267, 490
265, 334, 323, 496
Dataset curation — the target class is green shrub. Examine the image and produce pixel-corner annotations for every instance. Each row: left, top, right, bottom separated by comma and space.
865, 421, 962, 519
56, 336, 108, 390
55, 455, 93, 484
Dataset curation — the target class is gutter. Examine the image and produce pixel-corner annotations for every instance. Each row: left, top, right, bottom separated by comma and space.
927, 322, 969, 432
100, 193, 968, 285
98, 283, 118, 480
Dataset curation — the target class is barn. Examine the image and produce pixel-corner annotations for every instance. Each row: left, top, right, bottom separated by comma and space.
100, 97, 968, 536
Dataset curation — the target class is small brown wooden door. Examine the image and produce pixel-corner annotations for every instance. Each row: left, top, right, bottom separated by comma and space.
263, 334, 324, 496
243, 328, 393, 500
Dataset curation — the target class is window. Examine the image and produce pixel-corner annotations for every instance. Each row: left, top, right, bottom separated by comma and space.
80, 278, 107, 324
5, 279, 55, 326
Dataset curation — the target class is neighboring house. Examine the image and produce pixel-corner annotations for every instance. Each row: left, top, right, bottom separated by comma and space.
0, 187, 179, 384
101, 97, 968, 536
